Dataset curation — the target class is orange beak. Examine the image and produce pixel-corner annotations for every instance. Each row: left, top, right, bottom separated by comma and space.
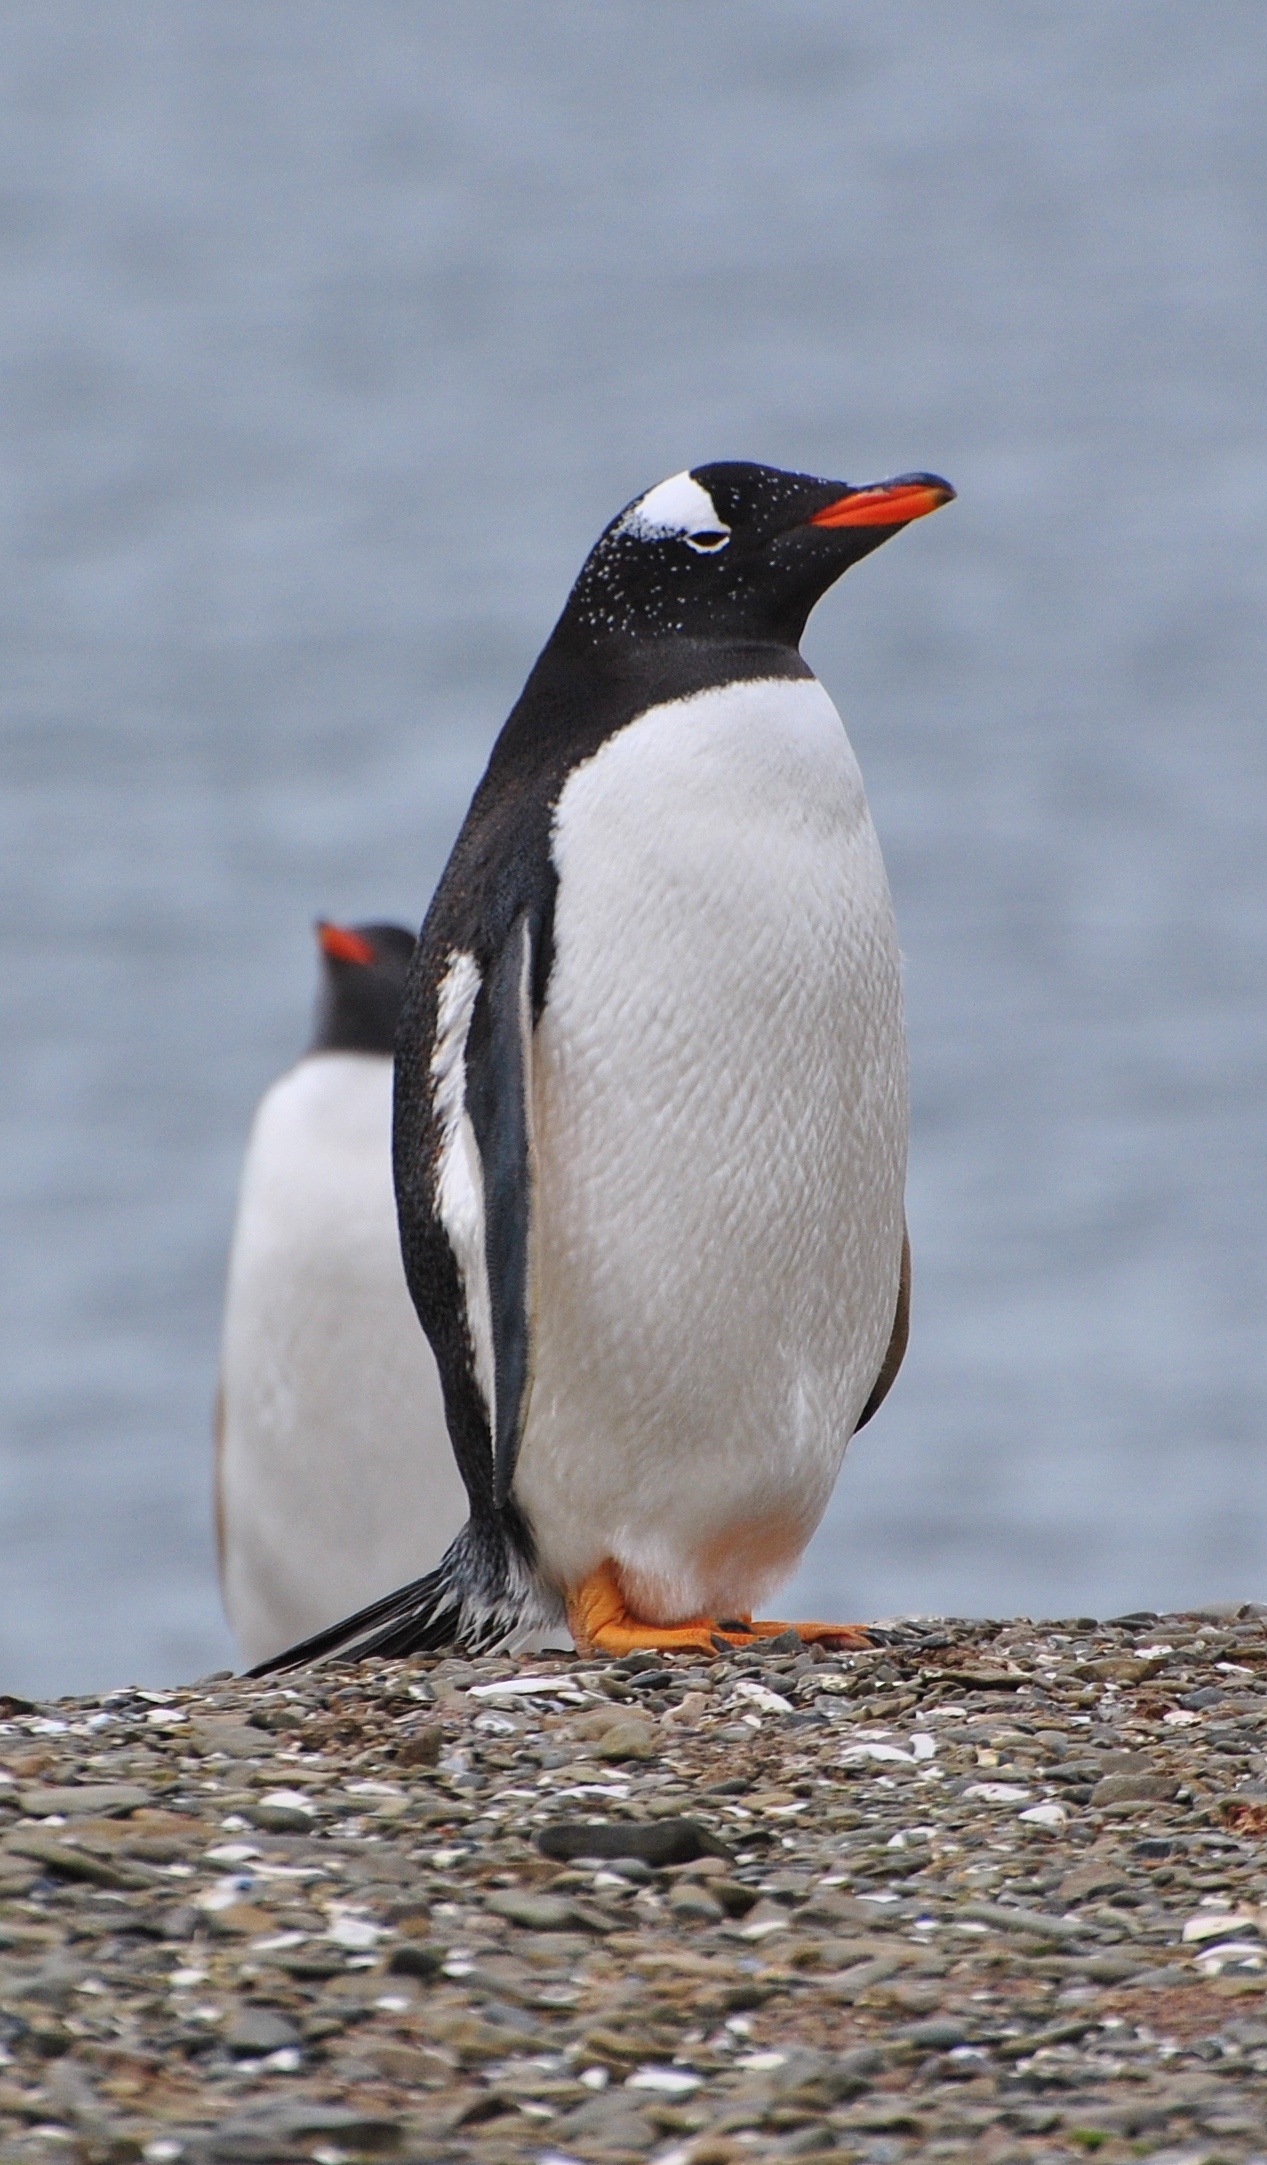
808, 475, 955, 530
317, 920, 375, 967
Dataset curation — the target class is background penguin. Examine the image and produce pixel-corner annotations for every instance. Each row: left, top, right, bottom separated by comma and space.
217, 919, 467, 1666
255, 460, 952, 1675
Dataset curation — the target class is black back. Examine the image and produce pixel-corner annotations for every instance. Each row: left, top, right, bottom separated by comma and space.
309, 921, 417, 1055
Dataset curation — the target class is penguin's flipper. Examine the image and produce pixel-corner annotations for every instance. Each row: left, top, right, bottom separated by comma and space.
465, 909, 539, 1509
853, 1223, 910, 1432
566, 1560, 875, 1657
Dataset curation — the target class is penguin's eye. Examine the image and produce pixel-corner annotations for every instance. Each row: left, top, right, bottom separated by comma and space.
684, 529, 730, 554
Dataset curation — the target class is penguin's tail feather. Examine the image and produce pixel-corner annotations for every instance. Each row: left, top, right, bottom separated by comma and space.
245, 1518, 551, 1677
245, 1557, 463, 1677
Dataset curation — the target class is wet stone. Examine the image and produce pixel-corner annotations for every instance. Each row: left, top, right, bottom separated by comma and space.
591, 1722, 658, 1764
537, 1814, 729, 1866
559, 2089, 657, 2148
903, 2015, 968, 2049
485, 1888, 591, 1930
222, 2004, 303, 2056
669, 1878, 726, 1923
244, 1799, 313, 1833
207, 2100, 401, 2153
396, 1723, 442, 1767
15, 1783, 152, 1818
387, 1940, 444, 1979
186, 1718, 270, 1759
2, 1833, 143, 1887
1059, 1858, 1130, 1902
205, 1899, 277, 1937
1091, 1769, 1181, 1804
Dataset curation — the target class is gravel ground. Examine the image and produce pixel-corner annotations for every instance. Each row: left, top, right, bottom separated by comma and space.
3, 1608, 1267, 2165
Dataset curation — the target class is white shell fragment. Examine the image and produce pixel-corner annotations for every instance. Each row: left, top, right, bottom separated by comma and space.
468, 1674, 589, 1701
731, 1679, 795, 1716
1182, 1909, 1259, 1944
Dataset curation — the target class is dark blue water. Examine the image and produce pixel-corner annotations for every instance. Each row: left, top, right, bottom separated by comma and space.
4, 4, 1265, 1695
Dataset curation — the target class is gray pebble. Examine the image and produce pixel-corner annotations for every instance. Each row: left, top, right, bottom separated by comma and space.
485, 1889, 587, 1930
223, 2005, 303, 2056
16, 1783, 152, 1818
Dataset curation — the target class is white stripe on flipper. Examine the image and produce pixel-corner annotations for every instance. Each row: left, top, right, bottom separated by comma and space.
431, 948, 496, 1434
515, 913, 538, 1450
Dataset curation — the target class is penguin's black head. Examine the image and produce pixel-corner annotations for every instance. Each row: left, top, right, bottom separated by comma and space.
309, 920, 417, 1056
558, 461, 954, 653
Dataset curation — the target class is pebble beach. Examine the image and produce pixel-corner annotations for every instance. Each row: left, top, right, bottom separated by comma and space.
3, 1609, 1267, 2165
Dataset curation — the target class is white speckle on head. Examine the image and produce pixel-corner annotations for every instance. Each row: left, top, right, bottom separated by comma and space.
431, 949, 496, 1432
620, 470, 730, 551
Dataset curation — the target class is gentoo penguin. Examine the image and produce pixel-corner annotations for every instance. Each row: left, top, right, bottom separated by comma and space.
253, 461, 952, 1675
217, 919, 467, 1667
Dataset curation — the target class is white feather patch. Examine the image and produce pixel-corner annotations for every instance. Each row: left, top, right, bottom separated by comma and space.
431, 949, 496, 1432
515, 674, 907, 1624
514, 913, 538, 1444
620, 469, 729, 546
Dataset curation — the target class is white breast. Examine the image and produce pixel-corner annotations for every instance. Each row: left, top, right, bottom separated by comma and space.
513, 674, 907, 1624
217, 1052, 467, 1665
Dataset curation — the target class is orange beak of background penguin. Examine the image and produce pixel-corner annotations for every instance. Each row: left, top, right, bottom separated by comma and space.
316, 921, 376, 967
808, 474, 956, 530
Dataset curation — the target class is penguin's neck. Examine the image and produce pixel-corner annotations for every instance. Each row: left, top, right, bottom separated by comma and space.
489, 633, 814, 781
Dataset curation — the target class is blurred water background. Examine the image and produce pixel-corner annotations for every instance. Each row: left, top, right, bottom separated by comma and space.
3, 3, 1266, 1696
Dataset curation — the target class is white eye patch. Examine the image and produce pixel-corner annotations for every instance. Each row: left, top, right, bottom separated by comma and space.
620, 470, 731, 552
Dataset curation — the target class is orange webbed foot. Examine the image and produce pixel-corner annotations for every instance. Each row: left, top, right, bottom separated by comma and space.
565, 1560, 874, 1658
565, 1561, 726, 1657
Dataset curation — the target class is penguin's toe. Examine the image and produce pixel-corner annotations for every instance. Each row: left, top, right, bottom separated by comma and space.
736, 1616, 875, 1650
565, 1561, 874, 1658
